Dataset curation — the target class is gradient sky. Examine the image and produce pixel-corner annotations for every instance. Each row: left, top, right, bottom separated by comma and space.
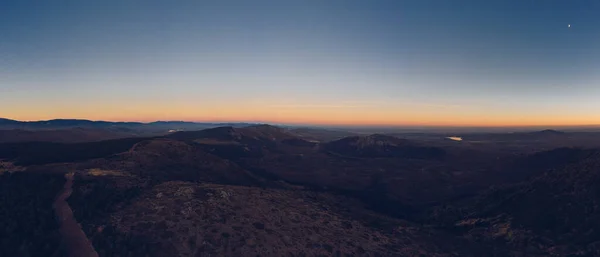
1, 0, 599, 126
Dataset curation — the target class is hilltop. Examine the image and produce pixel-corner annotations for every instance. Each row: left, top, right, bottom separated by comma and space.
322, 134, 446, 159
168, 124, 302, 143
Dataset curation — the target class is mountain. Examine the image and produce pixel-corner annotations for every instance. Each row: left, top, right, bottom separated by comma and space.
168, 125, 298, 142
166, 126, 242, 142
0, 118, 20, 125
440, 148, 600, 256
1, 119, 142, 128
287, 127, 359, 142
322, 134, 446, 159
79, 138, 260, 185
531, 129, 566, 135
6, 123, 600, 256
0, 118, 259, 133
167, 125, 316, 155
0, 128, 138, 143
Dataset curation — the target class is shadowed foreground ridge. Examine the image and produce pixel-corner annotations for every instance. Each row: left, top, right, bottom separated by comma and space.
0, 172, 65, 257
434, 149, 600, 256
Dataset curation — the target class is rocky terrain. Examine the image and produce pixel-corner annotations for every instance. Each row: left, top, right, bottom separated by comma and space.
68, 177, 497, 257
434, 149, 600, 256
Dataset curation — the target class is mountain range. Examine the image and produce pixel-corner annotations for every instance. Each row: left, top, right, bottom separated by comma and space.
2, 122, 600, 256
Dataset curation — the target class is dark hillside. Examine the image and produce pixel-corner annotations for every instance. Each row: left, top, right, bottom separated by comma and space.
68, 178, 494, 257
0, 128, 137, 143
80, 139, 261, 185
0, 137, 151, 165
439, 149, 600, 256
0, 172, 66, 257
167, 125, 306, 146
322, 134, 446, 159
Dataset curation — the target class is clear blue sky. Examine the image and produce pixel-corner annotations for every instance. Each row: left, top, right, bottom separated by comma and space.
1, 0, 599, 126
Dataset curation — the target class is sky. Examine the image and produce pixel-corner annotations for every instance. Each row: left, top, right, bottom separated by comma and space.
1, 0, 599, 126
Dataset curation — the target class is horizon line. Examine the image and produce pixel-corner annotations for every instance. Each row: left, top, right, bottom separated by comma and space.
2, 117, 600, 129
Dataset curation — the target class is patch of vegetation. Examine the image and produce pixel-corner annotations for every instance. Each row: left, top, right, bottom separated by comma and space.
0, 172, 66, 257
0, 137, 150, 165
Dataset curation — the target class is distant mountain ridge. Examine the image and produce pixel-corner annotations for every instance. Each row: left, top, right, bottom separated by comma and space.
0, 118, 261, 131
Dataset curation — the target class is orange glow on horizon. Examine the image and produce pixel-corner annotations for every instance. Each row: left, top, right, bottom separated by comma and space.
4, 100, 600, 128
5, 113, 600, 128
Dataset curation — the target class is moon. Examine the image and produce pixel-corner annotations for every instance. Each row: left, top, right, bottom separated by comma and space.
568, 24, 571, 28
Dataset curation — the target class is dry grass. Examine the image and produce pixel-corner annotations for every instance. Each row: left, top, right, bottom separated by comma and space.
0, 161, 24, 174
91, 181, 466, 257
86, 168, 128, 177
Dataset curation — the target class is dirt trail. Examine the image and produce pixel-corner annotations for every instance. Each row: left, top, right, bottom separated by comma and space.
53, 172, 99, 257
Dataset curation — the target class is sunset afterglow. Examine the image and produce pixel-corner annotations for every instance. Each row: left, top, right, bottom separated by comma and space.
2, 1, 599, 127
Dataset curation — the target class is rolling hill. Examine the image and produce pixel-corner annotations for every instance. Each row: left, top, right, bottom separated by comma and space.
322, 134, 446, 159
438, 148, 600, 256
0, 128, 138, 143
